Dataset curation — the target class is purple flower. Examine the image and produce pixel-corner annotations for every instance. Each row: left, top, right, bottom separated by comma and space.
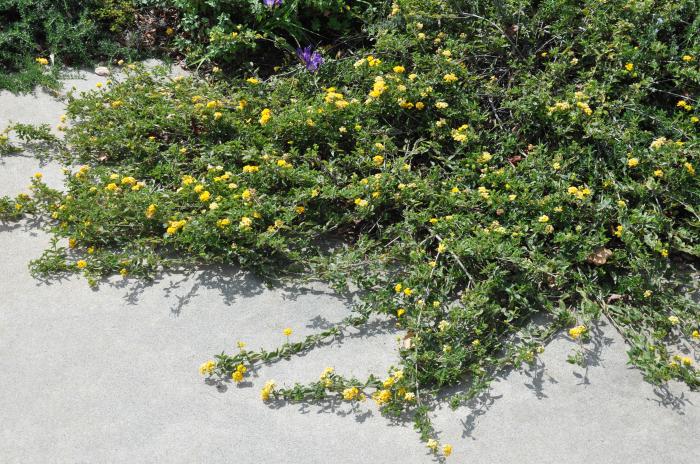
263, 0, 282, 7
297, 46, 324, 72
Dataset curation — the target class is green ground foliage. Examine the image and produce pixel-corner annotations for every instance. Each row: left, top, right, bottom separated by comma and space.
2, 0, 699, 456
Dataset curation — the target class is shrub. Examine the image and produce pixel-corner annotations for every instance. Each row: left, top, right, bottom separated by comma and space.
2, 0, 700, 455
0, 0, 141, 91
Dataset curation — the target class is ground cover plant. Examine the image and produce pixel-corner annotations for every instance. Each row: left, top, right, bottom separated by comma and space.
2, 0, 700, 456
0, 0, 380, 91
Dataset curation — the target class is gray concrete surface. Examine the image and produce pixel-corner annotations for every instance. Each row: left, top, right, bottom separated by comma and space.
1, 68, 699, 464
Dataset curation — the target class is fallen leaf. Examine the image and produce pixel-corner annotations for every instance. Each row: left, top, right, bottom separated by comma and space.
587, 247, 613, 266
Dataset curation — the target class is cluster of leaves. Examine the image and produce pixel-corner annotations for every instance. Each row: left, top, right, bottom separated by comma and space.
2, 0, 700, 455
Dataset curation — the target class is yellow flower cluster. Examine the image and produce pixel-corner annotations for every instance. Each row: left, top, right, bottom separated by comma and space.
372, 388, 391, 405
242, 164, 260, 173
443, 73, 458, 83
354, 198, 369, 208
567, 185, 592, 199
676, 100, 693, 111
260, 380, 275, 401
319, 367, 334, 387
239, 216, 253, 230
477, 151, 492, 163
167, 219, 187, 235
232, 363, 247, 383
477, 186, 490, 199
145, 204, 157, 218
368, 76, 387, 99
547, 101, 571, 114
199, 360, 216, 376
576, 101, 592, 116
324, 87, 349, 109
649, 137, 667, 150
35, 57, 49, 66
568, 325, 586, 339
451, 124, 469, 142
259, 108, 271, 125
342, 386, 361, 401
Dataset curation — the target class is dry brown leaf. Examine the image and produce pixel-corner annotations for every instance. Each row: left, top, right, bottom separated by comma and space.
587, 247, 613, 265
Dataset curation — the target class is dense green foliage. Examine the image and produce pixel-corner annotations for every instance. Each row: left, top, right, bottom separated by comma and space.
0, 0, 382, 91
2, 0, 700, 456
0, 0, 142, 91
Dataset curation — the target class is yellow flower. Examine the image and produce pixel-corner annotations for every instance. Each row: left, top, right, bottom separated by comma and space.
682, 55, 694, 62
283, 327, 293, 336
354, 198, 368, 207
295, 206, 305, 214
627, 158, 639, 167
213, 111, 222, 120
199, 360, 216, 376
232, 370, 244, 383
217, 218, 231, 228
404, 391, 415, 401
372, 155, 384, 165
199, 191, 211, 202
477, 151, 492, 163
426, 439, 438, 451
342, 387, 360, 401
239, 216, 253, 230
259, 108, 271, 125
393, 65, 405, 74
668, 315, 679, 325
397, 308, 406, 317
442, 444, 453, 457
242, 165, 260, 173
437, 243, 447, 253
649, 137, 667, 150
643, 290, 653, 298
145, 204, 157, 219
685, 162, 696, 176
105, 183, 119, 192
76, 260, 87, 269
403, 287, 413, 296
692, 330, 699, 339
569, 325, 586, 339
538, 215, 549, 223
443, 73, 458, 83
119, 268, 128, 277
246, 77, 260, 85
35, 57, 49, 66
625, 62, 634, 71
166, 219, 187, 235
660, 248, 669, 257
681, 357, 692, 366
435, 101, 449, 109
653, 169, 663, 178
372, 389, 392, 405
394, 283, 403, 293
260, 380, 275, 401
